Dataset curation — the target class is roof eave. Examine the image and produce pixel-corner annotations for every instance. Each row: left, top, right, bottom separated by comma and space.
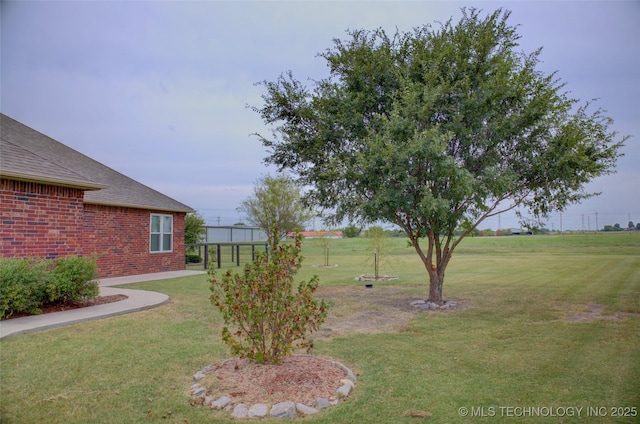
83, 199, 194, 213
0, 171, 108, 191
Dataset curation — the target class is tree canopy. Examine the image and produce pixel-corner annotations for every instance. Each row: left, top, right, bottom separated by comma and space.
253, 8, 626, 303
237, 174, 314, 239
184, 212, 206, 245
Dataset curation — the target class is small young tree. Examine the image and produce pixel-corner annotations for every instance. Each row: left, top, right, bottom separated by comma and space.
209, 229, 328, 364
367, 226, 387, 279
237, 174, 314, 240
319, 230, 335, 266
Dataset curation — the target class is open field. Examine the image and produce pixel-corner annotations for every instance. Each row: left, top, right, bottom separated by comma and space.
1, 233, 639, 423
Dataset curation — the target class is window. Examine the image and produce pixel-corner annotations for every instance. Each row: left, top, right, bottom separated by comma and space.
150, 214, 173, 252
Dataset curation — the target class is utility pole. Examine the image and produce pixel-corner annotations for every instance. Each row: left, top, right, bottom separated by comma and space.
560, 214, 563, 234
217, 216, 221, 226
595, 212, 598, 233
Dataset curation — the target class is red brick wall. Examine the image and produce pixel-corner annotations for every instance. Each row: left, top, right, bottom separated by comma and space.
82, 204, 186, 278
1, 179, 84, 258
1, 178, 187, 278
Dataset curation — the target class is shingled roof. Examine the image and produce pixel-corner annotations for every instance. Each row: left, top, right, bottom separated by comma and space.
1, 114, 193, 213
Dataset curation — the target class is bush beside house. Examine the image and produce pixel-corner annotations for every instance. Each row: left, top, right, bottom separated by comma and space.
0, 256, 98, 319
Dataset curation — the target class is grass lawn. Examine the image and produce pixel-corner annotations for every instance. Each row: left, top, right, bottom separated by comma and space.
1, 233, 639, 423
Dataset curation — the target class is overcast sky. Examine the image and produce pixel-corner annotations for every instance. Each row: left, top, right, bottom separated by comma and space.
2, 1, 638, 230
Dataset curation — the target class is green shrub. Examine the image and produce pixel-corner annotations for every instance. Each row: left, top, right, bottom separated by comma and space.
185, 254, 202, 264
209, 231, 329, 364
0, 256, 98, 319
47, 256, 99, 303
0, 258, 49, 318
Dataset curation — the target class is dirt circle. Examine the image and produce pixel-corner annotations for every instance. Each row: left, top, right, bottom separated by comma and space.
191, 355, 356, 411
313, 285, 469, 339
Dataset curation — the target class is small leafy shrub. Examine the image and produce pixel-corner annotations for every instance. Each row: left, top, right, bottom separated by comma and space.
46, 256, 99, 303
185, 254, 202, 264
0, 256, 98, 319
0, 258, 50, 318
209, 231, 329, 364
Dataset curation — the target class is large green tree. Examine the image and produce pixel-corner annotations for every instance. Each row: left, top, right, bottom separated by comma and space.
253, 8, 626, 304
237, 174, 314, 239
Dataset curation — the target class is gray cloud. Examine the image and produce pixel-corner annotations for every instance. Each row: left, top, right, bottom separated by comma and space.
2, 1, 638, 227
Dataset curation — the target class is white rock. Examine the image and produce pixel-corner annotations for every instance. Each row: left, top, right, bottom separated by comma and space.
211, 396, 231, 410
296, 403, 319, 415
336, 383, 352, 397
271, 401, 296, 418
315, 398, 331, 409
232, 403, 248, 418
332, 360, 358, 384
248, 403, 268, 418
340, 378, 355, 387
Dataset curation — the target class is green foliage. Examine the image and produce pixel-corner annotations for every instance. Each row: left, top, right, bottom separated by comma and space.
209, 232, 329, 364
0, 256, 98, 319
0, 258, 49, 318
480, 228, 495, 236
342, 224, 362, 238
602, 223, 632, 232
185, 254, 202, 264
47, 256, 99, 303
237, 174, 314, 240
366, 226, 387, 278
184, 212, 206, 245
253, 7, 626, 303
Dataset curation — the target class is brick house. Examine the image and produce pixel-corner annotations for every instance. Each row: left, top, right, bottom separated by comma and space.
1, 114, 194, 278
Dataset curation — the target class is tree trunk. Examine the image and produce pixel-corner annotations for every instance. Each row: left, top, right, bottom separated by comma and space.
428, 271, 444, 305
406, 232, 447, 305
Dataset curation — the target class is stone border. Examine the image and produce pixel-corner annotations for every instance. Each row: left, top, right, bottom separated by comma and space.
190, 356, 357, 419
355, 275, 399, 281
411, 299, 459, 310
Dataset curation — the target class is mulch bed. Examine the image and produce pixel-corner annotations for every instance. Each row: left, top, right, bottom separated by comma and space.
197, 355, 350, 406
2, 295, 128, 320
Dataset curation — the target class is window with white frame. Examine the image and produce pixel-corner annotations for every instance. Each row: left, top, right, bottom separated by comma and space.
150, 214, 173, 252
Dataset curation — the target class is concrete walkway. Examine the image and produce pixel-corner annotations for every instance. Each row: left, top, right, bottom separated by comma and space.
0, 270, 206, 340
